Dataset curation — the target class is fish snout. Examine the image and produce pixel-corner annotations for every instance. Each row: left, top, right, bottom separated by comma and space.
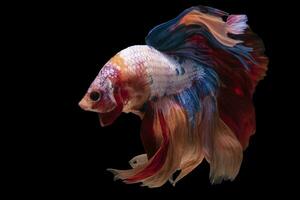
79, 98, 90, 111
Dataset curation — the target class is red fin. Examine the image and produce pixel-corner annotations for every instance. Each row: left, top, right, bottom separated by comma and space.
189, 30, 267, 148
125, 110, 169, 182
140, 104, 162, 158
218, 88, 255, 148
242, 29, 269, 88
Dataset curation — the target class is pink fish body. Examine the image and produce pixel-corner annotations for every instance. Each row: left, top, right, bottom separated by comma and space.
79, 6, 268, 187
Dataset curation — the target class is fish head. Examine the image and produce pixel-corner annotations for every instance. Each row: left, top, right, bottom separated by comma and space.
79, 63, 126, 126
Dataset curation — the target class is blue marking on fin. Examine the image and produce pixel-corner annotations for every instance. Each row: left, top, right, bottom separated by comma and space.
145, 6, 255, 71
174, 64, 219, 125
175, 67, 186, 76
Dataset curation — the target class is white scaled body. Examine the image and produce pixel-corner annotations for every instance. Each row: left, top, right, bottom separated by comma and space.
119, 45, 203, 98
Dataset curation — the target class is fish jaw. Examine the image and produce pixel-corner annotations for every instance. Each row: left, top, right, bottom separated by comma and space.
79, 96, 123, 127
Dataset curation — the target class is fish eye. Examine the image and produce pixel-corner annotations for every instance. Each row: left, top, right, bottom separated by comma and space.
89, 91, 101, 102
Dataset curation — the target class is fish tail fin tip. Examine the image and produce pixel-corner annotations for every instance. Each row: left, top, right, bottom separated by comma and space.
226, 15, 248, 35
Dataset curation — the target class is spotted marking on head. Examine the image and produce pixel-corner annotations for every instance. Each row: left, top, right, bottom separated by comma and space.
88, 64, 119, 93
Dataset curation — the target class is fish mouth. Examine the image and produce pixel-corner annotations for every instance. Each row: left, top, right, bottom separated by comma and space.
79, 98, 116, 113
79, 97, 123, 126
79, 98, 90, 111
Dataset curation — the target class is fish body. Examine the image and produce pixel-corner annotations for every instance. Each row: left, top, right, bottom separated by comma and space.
111, 45, 203, 111
118, 45, 202, 97
79, 5, 268, 187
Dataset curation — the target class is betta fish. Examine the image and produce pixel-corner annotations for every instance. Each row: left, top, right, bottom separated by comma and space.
79, 5, 268, 187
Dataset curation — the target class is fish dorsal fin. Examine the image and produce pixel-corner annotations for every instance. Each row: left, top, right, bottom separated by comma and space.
145, 5, 246, 52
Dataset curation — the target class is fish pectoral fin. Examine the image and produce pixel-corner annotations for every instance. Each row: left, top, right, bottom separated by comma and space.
129, 154, 148, 168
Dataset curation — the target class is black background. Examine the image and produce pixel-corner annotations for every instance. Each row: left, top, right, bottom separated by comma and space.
23, 0, 285, 198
